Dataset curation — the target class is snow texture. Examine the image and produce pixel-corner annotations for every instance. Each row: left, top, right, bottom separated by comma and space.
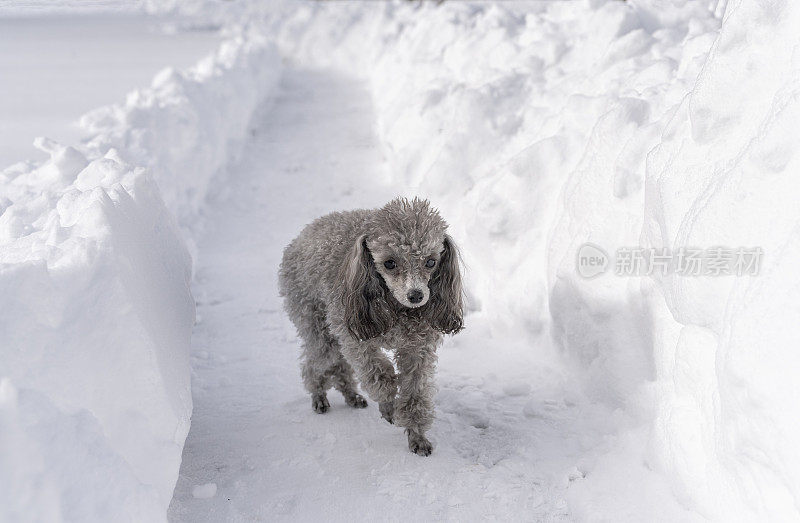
0, 24, 280, 522
0, 1, 141, 16
644, 1, 800, 518
191, 483, 217, 499
3, 0, 800, 520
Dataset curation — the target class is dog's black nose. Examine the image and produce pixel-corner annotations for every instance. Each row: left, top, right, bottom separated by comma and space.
407, 289, 424, 304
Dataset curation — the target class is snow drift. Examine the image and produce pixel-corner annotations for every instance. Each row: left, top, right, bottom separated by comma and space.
0, 28, 280, 521
644, 0, 800, 518
0, 146, 193, 521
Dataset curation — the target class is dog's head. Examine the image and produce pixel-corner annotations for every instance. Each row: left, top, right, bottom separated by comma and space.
341, 197, 464, 340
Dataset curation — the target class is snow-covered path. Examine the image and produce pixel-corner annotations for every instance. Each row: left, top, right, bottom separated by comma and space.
168, 67, 614, 521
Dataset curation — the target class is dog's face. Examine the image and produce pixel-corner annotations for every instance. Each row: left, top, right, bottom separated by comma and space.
341, 197, 464, 341
369, 241, 443, 309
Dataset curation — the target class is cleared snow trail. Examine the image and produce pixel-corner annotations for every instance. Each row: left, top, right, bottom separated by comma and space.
168, 67, 621, 522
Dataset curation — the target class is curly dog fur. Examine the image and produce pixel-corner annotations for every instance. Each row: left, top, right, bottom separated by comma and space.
278, 197, 464, 455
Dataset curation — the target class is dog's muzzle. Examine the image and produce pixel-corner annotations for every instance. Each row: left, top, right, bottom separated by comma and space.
407, 289, 424, 304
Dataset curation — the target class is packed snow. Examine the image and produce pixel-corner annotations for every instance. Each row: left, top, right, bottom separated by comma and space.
2, 0, 799, 521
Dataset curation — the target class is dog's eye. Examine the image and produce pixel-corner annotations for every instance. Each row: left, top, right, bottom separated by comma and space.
426, 259, 436, 268
384, 260, 396, 270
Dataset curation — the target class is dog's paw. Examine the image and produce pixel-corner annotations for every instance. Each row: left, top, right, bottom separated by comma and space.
379, 401, 394, 424
312, 393, 330, 414
345, 392, 368, 409
407, 430, 433, 457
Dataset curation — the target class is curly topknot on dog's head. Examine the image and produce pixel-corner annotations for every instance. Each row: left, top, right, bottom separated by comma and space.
367, 197, 448, 255
341, 197, 464, 341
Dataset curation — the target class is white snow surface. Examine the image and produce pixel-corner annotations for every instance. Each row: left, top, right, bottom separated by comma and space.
0, 1, 141, 16
0, 14, 219, 168
0, 24, 280, 522
3, 0, 800, 520
644, 1, 800, 518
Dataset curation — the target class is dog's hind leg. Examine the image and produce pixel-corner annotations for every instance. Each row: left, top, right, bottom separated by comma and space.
293, 300, 340, 414
327, 355, 368, 408
302, 362, 331, 414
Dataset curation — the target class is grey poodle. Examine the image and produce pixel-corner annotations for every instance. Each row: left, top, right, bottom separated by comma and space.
278, 197, 464, 456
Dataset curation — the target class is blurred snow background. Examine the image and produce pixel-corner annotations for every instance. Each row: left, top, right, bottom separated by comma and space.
2, 0, 799, 521
0, 12, 218, 167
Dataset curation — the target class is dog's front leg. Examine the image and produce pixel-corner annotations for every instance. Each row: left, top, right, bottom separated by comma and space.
394, 341, 438, 456
340, 338, 397, 410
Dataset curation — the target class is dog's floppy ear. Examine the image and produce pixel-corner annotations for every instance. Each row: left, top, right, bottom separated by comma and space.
427, 234, 464, 334
341, 234, 394, 341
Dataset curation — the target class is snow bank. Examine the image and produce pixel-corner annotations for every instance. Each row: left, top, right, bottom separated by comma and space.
0, 28, 280, 521
80, 30, 281, 240
0, 146, 192, 521
644, 0, 800, 519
